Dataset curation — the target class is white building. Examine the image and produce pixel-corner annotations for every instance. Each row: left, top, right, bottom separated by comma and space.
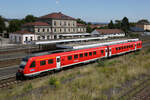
91, 29, 125, 37
9, 30, 38, 44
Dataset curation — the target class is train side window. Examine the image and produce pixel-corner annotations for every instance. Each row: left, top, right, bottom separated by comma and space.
57, 58, 60, 62
119, 47, 121, 50
84, 53, 88, 57
48, 59, 53, 64
40, 60, 46, 66
74, 55, 78, 59
80, 54, 83, 58
30, 61, 36, 68
93, 51, 96, 55
101, 50, 104, 54
89, 52, 92, 56
68, 56, 72, 60
116, 48, 118, 50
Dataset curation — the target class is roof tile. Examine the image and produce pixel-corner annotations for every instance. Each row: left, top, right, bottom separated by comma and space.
96, 29, 123, 34
40, 12, 75, 20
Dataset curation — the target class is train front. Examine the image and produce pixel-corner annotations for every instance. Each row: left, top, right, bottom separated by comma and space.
16, 57, 29, 80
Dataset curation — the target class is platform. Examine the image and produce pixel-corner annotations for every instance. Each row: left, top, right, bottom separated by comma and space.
32, 36, 108, 45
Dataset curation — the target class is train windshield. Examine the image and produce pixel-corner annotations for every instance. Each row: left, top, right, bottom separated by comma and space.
20, 57, 29, 69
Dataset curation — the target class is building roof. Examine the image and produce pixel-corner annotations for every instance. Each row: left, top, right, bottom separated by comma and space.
95, 29, 123, 34
39, 12, 76, 20
77, 23, 86, 27
13, 30, 33, 34
23, 22, 50, 26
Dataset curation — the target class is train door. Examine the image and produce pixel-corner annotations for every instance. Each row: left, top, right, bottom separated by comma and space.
109, 48, 112, 57
56, 56, 61, 69
105, 48, 108, 57
135, 43, 137, 50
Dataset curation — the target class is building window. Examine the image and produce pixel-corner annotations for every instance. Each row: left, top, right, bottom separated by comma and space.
64, 22, 66, 26
54, 29, 56, 32
19, 37, 21, 42
38, 28, 40, 32
42, 36, 45, 40
68, 28, 70, 32
47, 28, 50, 32
38, 36, 40, 40
47, 36, 50, 40
64, 28, 66, 32
54, 21, 56, 26
60, 29, 62, 32
60, 22, 61, 26
25, 37, 28, 41
68, 22, 70, 26
31, 37, 33, 41
43, 28, 45, 32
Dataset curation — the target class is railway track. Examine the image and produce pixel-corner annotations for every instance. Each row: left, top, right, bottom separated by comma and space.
0, 58, 21, 68
0, 76, 22, 88
118, 76, 150, 100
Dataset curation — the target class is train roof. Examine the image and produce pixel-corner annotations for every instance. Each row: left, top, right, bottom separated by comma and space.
57, 38, 140, 49
25, 38, 140, 59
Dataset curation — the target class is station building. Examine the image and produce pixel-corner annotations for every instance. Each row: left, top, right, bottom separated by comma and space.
91, 29, 125, 37
136, 23, 150, 31
9, 12, 87, 44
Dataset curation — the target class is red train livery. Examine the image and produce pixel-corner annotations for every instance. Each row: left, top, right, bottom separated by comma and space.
16, 39, 142, 78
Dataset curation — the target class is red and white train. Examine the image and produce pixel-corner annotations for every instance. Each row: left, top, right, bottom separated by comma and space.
16, 39, 142, 79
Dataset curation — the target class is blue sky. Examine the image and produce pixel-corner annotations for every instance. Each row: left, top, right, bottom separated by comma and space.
0, 0, 150, 22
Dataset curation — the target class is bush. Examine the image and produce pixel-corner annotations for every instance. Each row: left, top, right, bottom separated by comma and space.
145, 48, 150, 54
48, 77, 60, 88
97, 59, 105, 67
23, 83, 33, 92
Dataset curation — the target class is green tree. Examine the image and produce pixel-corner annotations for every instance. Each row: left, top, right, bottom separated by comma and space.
114, 20, 121, 29
86, 25, 93, 33
108, 20, 114, 29
76, 18, 86, 25
121, 17, 130, 34
137, 19, 149, 24
0, 16, 5, 33
8, 19, 22, 32
24, 15, 37, 23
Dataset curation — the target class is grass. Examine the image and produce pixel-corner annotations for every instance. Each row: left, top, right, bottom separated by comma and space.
1, 47, 150, 100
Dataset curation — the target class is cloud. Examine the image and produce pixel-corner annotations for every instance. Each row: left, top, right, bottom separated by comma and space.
56, 0, 59, 4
